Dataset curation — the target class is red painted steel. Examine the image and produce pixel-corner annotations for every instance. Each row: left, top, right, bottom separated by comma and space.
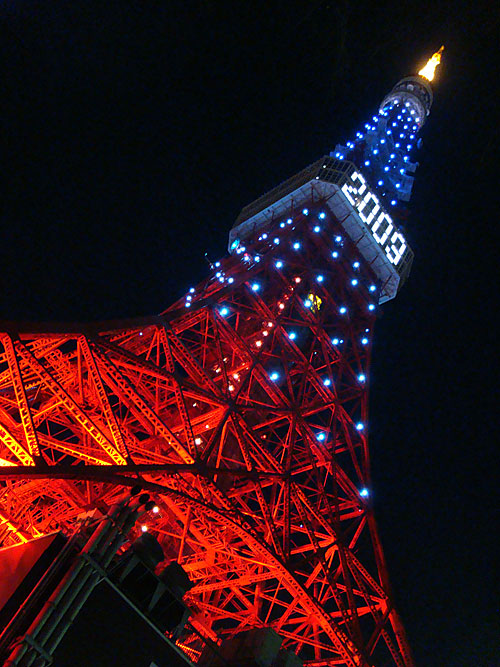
0, 202, 413, 666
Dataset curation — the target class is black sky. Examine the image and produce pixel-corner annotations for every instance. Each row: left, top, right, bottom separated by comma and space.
1, 2, 499, 665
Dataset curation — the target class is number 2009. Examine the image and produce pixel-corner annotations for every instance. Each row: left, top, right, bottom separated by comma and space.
341, 172, 407, 266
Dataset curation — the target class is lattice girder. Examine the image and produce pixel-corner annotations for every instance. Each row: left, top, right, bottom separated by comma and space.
0, 201, 412, 666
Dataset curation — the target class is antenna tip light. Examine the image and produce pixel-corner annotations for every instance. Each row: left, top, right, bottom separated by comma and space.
418, 46, 444, 82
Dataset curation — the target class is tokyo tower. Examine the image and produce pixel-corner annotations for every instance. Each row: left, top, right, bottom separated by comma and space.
0, 49, 443, 666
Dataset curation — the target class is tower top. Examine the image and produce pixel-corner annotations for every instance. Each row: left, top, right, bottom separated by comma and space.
418, 46, 444, 82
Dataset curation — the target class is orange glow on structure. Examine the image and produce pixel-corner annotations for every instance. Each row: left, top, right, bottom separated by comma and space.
418, 46, 444, 81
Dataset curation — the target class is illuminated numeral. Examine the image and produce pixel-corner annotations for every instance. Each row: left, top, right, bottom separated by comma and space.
358, 190, 381, 227
371, 213, 393, 245
385, 231, 407, 265
341, 171, 367, 206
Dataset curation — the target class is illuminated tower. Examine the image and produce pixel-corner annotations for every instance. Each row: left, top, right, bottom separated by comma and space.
0, 50, 442, 666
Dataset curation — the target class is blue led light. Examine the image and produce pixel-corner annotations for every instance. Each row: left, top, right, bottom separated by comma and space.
356, 422, 365, 431
254, 256, 260, 262
368, 304, 375, 311
304, 299, 312, 308
369, 285, 376, 292
287, 218, 292, 224
216, 272, 221, 278
302, 208, 309, 215
358, 374, 366, 382
377, 180, 383, 186
313, 225, 321, 233
316, 432, 326, 441
361, 337, 369, 345
380, 139, 386, 144
215, 261, 221, 268
332, 251, 339, 258
391, 200, 397, 206
339, 306, 347, 314
360, 487, 369, 497
251, 283, 260, 292
228, 277, 234, 284
274, 237, 280, 245
275, 260, 283, 269
319, 212, 326, 219
351, 279, 358, 286
335, 235, 342, 243
189, 288, 195, 293
395, 183, 401, 189
219, 307, 229, 316
185, 302, 191, 307
288, 331, 297, 340
219, 276, 225, 283
364, 160, 370, 166
262, 233, 268, 239
186, 295, 192, 301
353, 262, 360, 268
323, 378, 331, 386
293, 242, 301, 250
270, 372, 279, 381
384, 166, 389, 172
316, 275, 324, 283
332, 337, 339, 345
280, 222, 285, 228
373, 149, 379, 155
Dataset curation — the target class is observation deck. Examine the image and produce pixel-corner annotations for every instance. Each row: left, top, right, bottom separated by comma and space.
229, 156, 414, 303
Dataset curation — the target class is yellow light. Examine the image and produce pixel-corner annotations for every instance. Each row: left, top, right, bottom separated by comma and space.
306, 293, 323, 312
418, 46, 444, 82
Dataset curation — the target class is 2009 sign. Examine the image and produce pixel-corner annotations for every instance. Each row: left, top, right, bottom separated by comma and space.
341, 172, 407, 266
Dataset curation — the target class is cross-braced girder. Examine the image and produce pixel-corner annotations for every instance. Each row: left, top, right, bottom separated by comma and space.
0, 202, 413, 666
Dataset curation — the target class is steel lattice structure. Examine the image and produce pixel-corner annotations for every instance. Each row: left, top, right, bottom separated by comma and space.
0, 51, 444, 666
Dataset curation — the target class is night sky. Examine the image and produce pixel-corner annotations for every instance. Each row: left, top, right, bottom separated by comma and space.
1, 2, 499, 665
